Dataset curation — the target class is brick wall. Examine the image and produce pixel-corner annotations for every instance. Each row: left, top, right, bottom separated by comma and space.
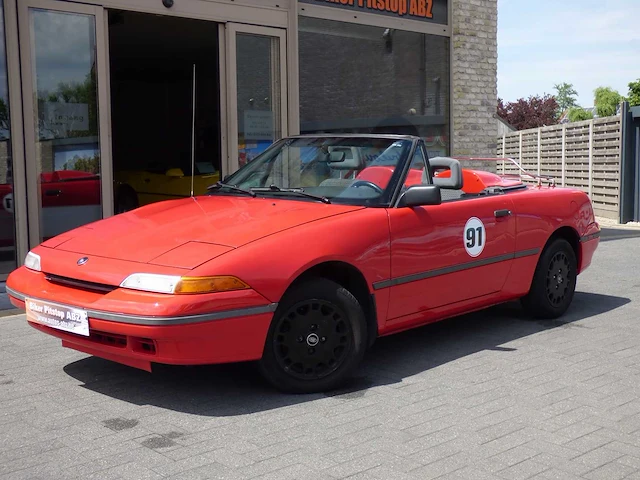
299, 17, 450, 154
451, 0, 498, 157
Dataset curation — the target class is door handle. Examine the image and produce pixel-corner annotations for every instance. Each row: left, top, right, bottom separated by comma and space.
45, 189, 62, 197
494, 209, 511, 218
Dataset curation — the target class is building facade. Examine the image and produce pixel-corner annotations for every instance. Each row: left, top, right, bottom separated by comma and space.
0, 0, 498, 279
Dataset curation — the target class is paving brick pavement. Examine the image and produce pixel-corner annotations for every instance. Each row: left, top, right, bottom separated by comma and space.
2, 228, 640, 479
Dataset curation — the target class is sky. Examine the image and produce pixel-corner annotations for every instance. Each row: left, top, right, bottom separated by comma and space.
498, 0, 640, 107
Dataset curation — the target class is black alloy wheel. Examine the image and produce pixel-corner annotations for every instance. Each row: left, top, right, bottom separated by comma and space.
545, 250, 573, 307
259, 278, 367, 393
273, 299, 352, 380
522, 237, 577, 319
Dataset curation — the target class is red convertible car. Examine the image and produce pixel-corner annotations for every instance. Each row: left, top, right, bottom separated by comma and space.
6, 135, 600, 393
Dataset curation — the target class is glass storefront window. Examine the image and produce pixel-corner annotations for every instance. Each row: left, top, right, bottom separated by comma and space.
29, 8, 102, 242
0, 0, 16, 275
236, 33, 282, 168
299, 17, 450, 158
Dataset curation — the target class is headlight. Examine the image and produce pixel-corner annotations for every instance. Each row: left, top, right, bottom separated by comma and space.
120, 273, 181, 294
120, 273, 250, 295
24, 251, 41, 272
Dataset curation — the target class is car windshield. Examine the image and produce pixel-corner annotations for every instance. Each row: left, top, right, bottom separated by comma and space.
213, 136, 414, 206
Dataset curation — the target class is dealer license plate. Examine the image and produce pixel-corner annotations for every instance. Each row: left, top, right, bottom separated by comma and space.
25, 298, 90, 337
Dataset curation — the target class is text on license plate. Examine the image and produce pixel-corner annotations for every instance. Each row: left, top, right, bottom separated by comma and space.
25, 298, 90, 337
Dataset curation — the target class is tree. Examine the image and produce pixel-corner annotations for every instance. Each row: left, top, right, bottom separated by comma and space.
567, 107, 593, 122
554, 83, 579, 113
66, 155, 100, 174
594, 86, 624, 117
629, 79, 640, 107
497, 95, 559, 130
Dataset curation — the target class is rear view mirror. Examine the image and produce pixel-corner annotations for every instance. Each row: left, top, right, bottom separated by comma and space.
327, 151, 346, 163
166, 168, 185, 178
397, 185, 441, 207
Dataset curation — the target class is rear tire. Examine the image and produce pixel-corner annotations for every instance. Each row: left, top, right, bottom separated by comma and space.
521, 238, 577, 319
259, 278, 367, 394
116, 186, 138, 214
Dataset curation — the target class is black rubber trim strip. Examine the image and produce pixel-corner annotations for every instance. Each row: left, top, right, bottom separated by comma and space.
373, 248, 540, 290
5, 285, 278, 326
580, 231, 601, 243
514, 248, 541, 258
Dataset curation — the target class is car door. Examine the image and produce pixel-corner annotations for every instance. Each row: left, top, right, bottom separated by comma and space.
40, 171, 101, 240
385, 144, 516, 322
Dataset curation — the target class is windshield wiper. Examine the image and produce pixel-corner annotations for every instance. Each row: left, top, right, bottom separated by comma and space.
208, 181, 256, 197
251, 185, 331, 204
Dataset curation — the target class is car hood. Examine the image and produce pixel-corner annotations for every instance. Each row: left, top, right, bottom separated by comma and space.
45, 196, 364, 266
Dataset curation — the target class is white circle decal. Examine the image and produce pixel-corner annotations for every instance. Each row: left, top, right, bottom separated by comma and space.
464, 217, 486, 257
2, 193, 12, 214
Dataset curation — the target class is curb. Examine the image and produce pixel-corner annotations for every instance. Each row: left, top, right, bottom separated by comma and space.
0, 309, 22, 318
596, 217, 640, 230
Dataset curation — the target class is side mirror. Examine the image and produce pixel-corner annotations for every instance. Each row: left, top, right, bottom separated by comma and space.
397, 185, 441, 207
166, 168, 185, 178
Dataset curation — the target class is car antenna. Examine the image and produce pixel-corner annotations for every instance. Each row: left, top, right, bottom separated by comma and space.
190, 63, 196, 198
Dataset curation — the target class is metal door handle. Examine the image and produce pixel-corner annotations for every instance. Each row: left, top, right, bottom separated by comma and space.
45, 189, 62, 197
494, 209, 511, 218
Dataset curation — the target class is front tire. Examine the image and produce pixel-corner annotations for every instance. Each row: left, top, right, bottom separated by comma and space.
522, 238, 577, 319
259, 278, 367, 394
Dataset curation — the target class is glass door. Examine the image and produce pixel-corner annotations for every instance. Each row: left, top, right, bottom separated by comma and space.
226, 24, 287, 173
0, 0, 17, 276
18, 0, 111, 247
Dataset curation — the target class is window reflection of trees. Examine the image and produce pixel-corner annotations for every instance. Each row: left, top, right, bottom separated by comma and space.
36, 63, 98, 141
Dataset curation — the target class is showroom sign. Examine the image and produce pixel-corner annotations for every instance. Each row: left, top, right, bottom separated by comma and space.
299, 0, 448, 25
244, 110, 274, 141
42, 102, 89, 136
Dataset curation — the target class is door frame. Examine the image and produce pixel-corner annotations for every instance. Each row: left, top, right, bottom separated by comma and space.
17, 0, 112, 247
2, 0, 27, 279
225, 23, 288, 175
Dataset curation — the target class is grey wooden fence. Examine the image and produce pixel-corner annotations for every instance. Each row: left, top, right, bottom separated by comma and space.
497, 116, 623, 220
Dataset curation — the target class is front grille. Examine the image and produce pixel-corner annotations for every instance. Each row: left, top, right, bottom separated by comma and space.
45, 273, 117, 294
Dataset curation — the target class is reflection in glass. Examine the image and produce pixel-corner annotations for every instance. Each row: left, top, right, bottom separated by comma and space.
30, 9, 102, 242
236, 33, 281, 168
299, 17, 450, 158
0, 0, 16, 274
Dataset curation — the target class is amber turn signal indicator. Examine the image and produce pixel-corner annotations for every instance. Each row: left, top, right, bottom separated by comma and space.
174, 276, 250, 294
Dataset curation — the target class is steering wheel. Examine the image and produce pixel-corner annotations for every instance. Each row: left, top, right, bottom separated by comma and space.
350, 180, 384, 194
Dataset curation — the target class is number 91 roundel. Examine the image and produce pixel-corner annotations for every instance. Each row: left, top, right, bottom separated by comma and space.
464, 217, 486, 257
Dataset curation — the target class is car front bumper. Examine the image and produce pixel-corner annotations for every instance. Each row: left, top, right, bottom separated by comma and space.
6, 267, 277, 371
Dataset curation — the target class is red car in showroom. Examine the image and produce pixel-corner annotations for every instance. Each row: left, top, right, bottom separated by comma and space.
6, 135, 600, 393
